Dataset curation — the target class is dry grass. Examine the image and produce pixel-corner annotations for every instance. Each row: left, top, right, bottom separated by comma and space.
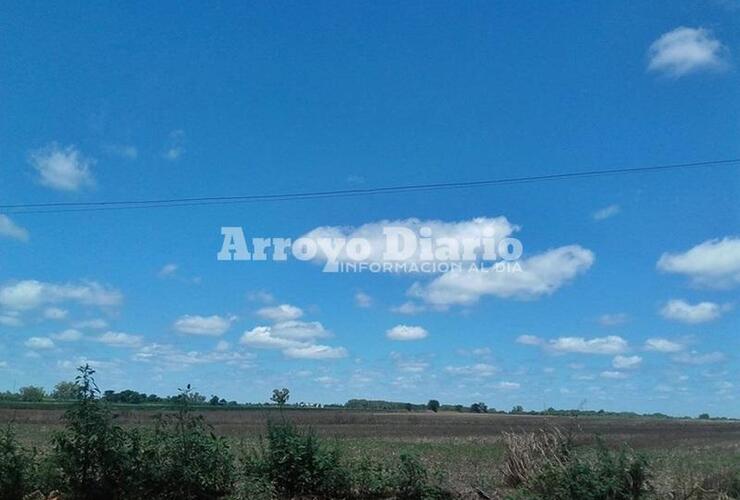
501, 427, 570, 487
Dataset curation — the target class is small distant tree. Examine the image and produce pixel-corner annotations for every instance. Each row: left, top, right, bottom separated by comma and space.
209, 395, 221, 406
511, 405, 524, 414
52, 381, 80, 400
698, 413, 710, 420
405, 402, 413, 412
470, 402, 488, 413
271, 388, 290, 407
427, 399, 440, 413
19, 385, 45, 402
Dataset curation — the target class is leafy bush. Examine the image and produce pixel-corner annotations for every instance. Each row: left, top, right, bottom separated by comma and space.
505, 429, 652, 500
143, 385, 234, 499
0, 426, 36, 500
51, 365, 142, 499
243, 421, 351, 498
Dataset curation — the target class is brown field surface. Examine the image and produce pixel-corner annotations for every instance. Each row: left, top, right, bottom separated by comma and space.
3, 407, 739, 497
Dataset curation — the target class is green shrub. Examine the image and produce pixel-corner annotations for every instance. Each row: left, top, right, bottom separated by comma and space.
0, 426, 36, 500
51, 365, 142, 499
140, 385, 235, 499
243, 421, 351, 498
525, 440, 652, 500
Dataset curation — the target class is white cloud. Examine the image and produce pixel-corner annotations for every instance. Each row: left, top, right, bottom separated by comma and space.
644, 338, 684, 353
391, 301, 426, 315
672, 350, 726, 365
28, 143, 95, 191
657, 237, 740, 288
283, 345, 348, 359
660, 299, 723, 323
163, 130, 185, 160
386, 325, 428, 341
0, 215, 29, 242
302, 216, 518, 269
52, 329, 83, 342
0, 314, 22, 327
240, 320, 345, 359
43, 307, 68, 320
592, 204, 621, 221
0, 280, 122, 311
494, 381, 520, 390
247, 290, 275, 304
354, 291, 373, 308
214, 340, 230, 352
256, 304, 303, 322
134, 343, 252, 368
612, 355, 642, 369
158, 263, 178, 278
516, 334, 543, 346
598, 313, 628, 326
648, 27, 729, 77
95, 331, 142, 348
445, 363, 498, 377
73, 318, 108, 330
173, 314, 235, 336
410, 245, 594, 306
600, 370, 627, 380
548, 336, 628, 355
25, 337, 54, 350
104, 144, 138, 160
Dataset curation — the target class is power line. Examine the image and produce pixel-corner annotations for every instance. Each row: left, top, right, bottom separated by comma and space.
2, 158, 738, 215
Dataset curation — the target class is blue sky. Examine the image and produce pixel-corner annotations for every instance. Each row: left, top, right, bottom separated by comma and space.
0, 2, 738, 416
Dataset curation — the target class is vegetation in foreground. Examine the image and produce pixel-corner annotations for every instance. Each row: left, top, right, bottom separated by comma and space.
0, 366, 738, 500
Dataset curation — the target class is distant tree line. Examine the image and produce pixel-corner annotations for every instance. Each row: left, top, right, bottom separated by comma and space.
0, 382, 731, 421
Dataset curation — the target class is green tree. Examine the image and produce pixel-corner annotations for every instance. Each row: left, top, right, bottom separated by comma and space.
511, 405, 524, 414
426, 399, 440, 413
470, 402, 488, 413
52, 381, 80, 400
270, 388, 290, 407
19, 386, 45, 402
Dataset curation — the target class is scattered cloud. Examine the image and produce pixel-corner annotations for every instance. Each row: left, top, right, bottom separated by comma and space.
598, 313, 629, 326
592, 204, 621, 221
103, 144, 138, 160
43, 307, 68, 320
386, 325, 428, 341
28, 143, 95, 191
672, 350, 726, 365
247, 290, 275, 304
445, 363, 498, 377
354, 291, 373, 308
644, 338, 684, 353
612, 355, 642, 369
391, 301, 426, 315
214, 340, 230, 352
25, 337, 54, 350
410, 245, 594, 306
240, 320, 345, 359
256, 304, 303, 322
302, 216, 517, 270
52, 329, 83, 342
516, 334, 543, 346
162, 130, 185, 160
73, 318, 108, 330
158, 263, 178, 278
0, 280, 122, 311
95, 331, 143, 348
173, 314, 235, 336
494, 381, 520, 390
283, 345, 348, 359
660, 299, 723, 323
600, 370, 627, 380
0, 313, 22, 327
521, 335, 629, 355
657, 237, 740, 288
648, 27, 729, 77
134, 343, 253, 368
0, 215, 29, 242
